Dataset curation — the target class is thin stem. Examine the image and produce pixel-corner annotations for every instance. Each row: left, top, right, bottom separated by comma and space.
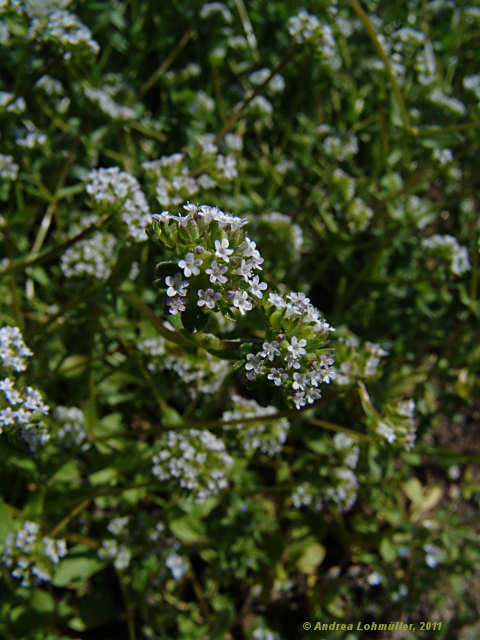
0, 212, 115, 277
349, 0, 414, 135
48, 499, 90, 537
117, 570, 137, 640
141, 30, 192, 94
305, 416, 372, 442
214, 48, 297, 146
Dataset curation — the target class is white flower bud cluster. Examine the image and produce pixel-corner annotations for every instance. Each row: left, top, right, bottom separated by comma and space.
60, 230, 116, 280
85, 167, 152, 241
292, 433, 359, 512
422, 234, 471, 276
2, 521, 67, 587
98, 517, 131, 570
375, 398, 416, 450
335, 332, 388, 386
84, 86, 136, 121
222, 394, 290, 456
152, 429, 232, 503
28, 10, 100, 58
0, 153, 19, 181
54, 405, 89, 449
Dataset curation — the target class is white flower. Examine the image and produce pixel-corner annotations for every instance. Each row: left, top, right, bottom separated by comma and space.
165, 273, 188, 297
232, 290, 252, 315
260, 341, 280, 361
268, 292, 286, 308
206, 260, 228, 284
214, 238, 234, 262
248, 275, 268, 298
167, 296, 186, 315
287, 336, 307, 359
165, 552, 188, 579
267, 368, 287, 386
197, 288, 221, 309
178, 252, 202, 277
245, 353, 263, 379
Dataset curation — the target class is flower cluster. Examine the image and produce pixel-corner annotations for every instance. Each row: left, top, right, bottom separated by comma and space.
0, 326, 49, 440
288, 9, 338, 67
244, 291, 335, 409
422, 234, 471, 276
375, 398, 416, 450
60, 228, 116, 280
222, 394, 290, 456
143, 140, 237, 209
335, 331, 388, 386
85, 167, 152, 241
152, 204, 263, 317
0, 153, 19, 181
98, 517, 131, 570
152, 429, 232, 503
84, 85, 136, 121
0, 325, 33, 372
292, 433, 360, 512
2, 521, 67, 587
28, 9, 100, 59
54, 405, 89, 449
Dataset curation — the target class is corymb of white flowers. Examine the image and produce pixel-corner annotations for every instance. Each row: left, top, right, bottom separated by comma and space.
150, 204, 336, 410
152, 429, 232, 504
0, 326, 49, 445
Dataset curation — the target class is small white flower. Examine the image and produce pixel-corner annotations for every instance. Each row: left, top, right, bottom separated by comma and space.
248, 275, 268, 298
215, 238, 234, 262
260, 341, 280, 361
267, 368, 287, 386
165, 273, 188, 297
232, 290, 252, 315
197, 288, 221, 309
287, 336, 307, 359
245, 353, 263, 379
206, 260, 228, 284
178, 252, 202, 277
167, 296, 186, 314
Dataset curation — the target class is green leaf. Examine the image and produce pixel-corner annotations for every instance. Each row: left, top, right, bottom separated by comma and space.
379, 537, 396, 563
296, 542, 326, 573
53, 553, 105, 587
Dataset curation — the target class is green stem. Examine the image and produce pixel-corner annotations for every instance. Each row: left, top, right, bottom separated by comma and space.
214, 48, 297, 146
140, 30, 192, 94
349, 0, 414, 135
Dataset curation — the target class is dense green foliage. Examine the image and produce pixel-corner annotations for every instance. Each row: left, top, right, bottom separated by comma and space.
0, 1, 479, 639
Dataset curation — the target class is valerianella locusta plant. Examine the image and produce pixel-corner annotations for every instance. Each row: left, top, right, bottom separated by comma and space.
149, 204, 335, 409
